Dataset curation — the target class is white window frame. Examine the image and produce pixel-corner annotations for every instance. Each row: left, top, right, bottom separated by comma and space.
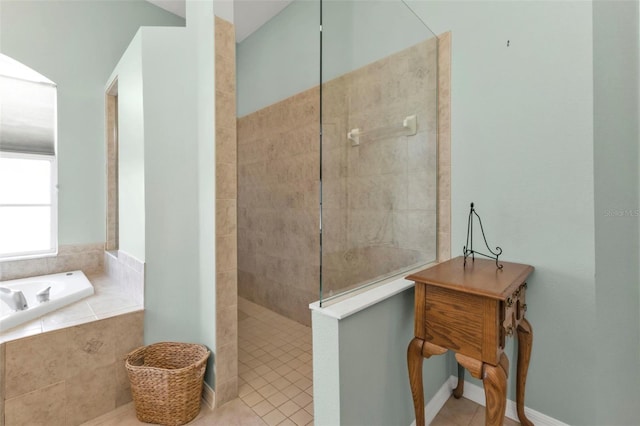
0, 151, 58, 261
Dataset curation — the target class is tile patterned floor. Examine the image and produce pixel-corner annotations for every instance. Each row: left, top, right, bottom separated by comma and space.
85, 297, 516, 426
431, 396, 520, 426
238, 297, 314, 426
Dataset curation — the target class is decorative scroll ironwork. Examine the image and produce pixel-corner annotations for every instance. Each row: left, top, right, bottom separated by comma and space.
463, 202, 503, 269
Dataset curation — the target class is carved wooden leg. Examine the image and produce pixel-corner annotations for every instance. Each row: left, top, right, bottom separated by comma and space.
516, 318, 534, 426
453, 362, 465, 398
408, 340, 447, 426
482, 354, 508, 426
408, 338, 426, 426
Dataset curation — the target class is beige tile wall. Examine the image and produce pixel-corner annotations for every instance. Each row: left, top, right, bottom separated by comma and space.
0, 243, 105, 282
321, 38, 439, 297
1, 311, 143, 426
437, 32, 452, 261
237, 87, 320, 326
238, 35, 450, 325
214, 16, 238, 407
105, 90, 118, 252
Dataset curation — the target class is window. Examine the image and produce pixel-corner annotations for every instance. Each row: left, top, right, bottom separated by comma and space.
0, 54, 58, 260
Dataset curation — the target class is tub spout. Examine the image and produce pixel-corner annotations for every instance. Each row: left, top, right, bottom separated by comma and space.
36, 286, 51, 303
0, 287, 28, 311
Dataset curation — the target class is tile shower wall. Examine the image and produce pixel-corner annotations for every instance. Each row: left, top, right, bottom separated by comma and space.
436, 32, 451, 262
238, 38, 439, 325
215, 16, 239, 407
322, 38, 439, 296
0, 311, 143, 426
0, 243, 105, 281
238, 87, 320, 326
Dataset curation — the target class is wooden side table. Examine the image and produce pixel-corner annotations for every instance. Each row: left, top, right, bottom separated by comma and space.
406, 257, 534, 426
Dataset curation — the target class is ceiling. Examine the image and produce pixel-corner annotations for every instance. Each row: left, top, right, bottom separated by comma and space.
145, 0, 294, 43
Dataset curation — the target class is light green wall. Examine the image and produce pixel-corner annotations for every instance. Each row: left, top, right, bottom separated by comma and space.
237, 0, 436, 117
338, 289, 448, 426
408, 2, 597, 423
189, 0, 217, 386
237, 0, 318, 117
113, 1, 217, 387
107, 34, 146, 260
238, 0, 639, 424
322, 1, 434, 82
139, 20, 217, 386
593, 1, 640, 424
0, 0, 184, 247
140, 24, 203, 352
312, 289, 449, 426
312, 311, 342, 425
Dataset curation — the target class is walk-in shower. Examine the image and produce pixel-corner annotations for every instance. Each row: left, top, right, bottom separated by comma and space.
237, 0, 438, 324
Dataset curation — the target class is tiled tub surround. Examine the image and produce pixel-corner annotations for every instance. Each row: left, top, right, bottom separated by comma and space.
0, 271, 95, 332
0, 310, 144, 426
238, 37, 442, 325
103, 250, 145, 307
0, 244, 146, 425
0, 273, 143, 343
0, 247, 144, 342
0, 243, 104, 282
0, 274, 144, 425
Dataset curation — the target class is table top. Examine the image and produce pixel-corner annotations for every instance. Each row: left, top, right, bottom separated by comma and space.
406, 256, 534, 300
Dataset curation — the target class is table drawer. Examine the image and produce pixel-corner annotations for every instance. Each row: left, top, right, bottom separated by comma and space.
421, 284, 502, 365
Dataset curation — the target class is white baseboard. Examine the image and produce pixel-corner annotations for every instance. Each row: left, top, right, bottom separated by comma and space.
409, 378, 454, 426
409, 376, 567, 426
445, 376, 569, 426
202, 382, 215, 410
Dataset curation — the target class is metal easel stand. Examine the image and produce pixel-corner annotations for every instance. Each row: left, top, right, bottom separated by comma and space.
463, 202, 503, 270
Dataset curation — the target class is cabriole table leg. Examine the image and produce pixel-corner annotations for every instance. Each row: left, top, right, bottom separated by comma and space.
482, 354, 509, 426
408, 337, 426, 426
516, 318, 534, 426
453, 362, 465, 398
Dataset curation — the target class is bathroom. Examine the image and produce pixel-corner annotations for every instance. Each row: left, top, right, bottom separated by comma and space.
1, 0, 639, 425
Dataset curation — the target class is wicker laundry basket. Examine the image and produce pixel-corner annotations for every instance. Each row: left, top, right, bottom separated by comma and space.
125, 342, 210, 426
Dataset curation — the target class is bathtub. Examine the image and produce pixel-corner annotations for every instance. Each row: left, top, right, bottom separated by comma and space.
0, 270, 94, 332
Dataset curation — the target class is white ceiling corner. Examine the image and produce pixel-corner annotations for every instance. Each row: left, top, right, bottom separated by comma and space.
144, 0, 294, 43
145, 0, 186, 18
233, 0, 294, 43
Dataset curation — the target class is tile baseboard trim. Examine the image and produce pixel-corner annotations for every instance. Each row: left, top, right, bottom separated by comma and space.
202, 382, 215, 410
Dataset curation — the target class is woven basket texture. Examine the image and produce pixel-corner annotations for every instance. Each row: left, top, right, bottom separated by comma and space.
125, 342, 210, 426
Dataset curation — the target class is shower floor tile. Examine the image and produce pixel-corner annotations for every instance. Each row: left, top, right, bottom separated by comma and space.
238, 297, 314, 425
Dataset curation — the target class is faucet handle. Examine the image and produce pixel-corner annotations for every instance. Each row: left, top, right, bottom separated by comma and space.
36, 286, 51, 303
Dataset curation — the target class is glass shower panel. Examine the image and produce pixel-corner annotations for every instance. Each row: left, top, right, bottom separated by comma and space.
320, 0, 438, 304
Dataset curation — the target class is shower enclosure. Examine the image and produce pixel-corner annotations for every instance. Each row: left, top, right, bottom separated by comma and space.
320, 1, 438, 304
237, 0, 438, 324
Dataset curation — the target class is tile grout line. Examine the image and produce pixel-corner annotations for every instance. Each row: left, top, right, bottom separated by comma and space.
238, 298, 314, 426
